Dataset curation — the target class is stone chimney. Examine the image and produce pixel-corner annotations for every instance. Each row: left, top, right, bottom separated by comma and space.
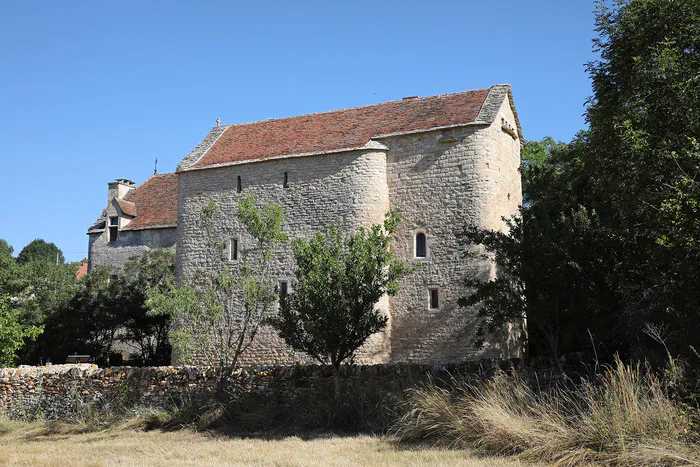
107, 178, 135, 205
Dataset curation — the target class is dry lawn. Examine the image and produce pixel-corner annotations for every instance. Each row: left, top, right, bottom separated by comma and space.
0, 420, 534, 467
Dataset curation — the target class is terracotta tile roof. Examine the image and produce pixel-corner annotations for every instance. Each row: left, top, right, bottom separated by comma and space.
116, 198, 137, 217
190, 88, 491, 169
121, 173, 178, 230
75, 262, 88, 280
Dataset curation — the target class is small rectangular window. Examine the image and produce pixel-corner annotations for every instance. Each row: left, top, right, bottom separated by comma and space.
429, 288, 439, 310
108, 217, 119, 242
283, 172, 289, 188
229, 238, 239, 261
237, 175, 242, 193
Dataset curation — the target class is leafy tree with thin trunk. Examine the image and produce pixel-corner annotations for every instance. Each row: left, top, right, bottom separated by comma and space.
0, 296, 43, 367
147, 192, 287, 399
268, 211, 411, 401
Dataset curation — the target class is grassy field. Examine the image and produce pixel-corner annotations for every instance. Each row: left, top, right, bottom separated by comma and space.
0, 420, 534, 467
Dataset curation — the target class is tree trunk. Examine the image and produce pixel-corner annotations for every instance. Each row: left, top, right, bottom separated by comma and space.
332, 363, 341, 402
216, 367, 230, 402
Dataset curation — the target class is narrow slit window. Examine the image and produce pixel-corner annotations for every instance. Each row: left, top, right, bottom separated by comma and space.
283, 172, 289, 188
415, 232, 427, 258
236, 176, 242, 193
108, 217, 119, 242
229, 238, 239, 261
279, 280, 288, 299
429, 288, 439, 309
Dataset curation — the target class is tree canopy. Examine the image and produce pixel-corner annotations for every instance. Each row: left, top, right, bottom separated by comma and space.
0, 296, 43, 367
462, 0, 700, 366
269, 211, 411, 399
17, 239, 64, 265
39, 249, 175, 366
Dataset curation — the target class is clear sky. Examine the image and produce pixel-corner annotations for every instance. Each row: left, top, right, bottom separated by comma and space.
0, 1, 597, 262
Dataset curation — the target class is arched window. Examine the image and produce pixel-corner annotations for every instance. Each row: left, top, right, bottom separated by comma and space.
415, 232, 427, 258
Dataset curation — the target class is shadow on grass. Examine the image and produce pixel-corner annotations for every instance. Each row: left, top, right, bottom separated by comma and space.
128, 381, 405, 442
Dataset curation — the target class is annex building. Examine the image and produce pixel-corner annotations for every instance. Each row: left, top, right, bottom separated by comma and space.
88, 84, 523, 365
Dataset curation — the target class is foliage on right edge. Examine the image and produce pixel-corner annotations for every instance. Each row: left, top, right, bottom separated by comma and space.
460, 0, 700, 367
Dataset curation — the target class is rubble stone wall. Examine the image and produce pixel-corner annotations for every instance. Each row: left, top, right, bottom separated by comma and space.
0, 362, 508, 421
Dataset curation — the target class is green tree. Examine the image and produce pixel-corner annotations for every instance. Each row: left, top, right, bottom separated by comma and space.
117, 250, 174, 365
0, 239, 77, 364
460, 201, 618, 370
269, 211, 411, 400
0, 296, 43, 367
9, 259, 77, 331
0, 239, 16, 293
147, 192, 287, 398
519, 136, 565, 203
37, 250, 175, 366
581, 0, 700, 358
462, 0, 700, 366
17, 239, 64, 265
0, 239, 13, 261
39, 267, 121, 365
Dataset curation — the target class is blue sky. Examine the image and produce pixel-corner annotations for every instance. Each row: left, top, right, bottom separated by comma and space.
0, 1, 597, 262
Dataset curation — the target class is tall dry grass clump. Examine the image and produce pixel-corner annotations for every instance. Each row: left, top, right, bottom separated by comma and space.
394, 358, 700, 466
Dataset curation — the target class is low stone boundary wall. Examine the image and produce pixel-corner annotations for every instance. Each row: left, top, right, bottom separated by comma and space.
0, 361, 513, 421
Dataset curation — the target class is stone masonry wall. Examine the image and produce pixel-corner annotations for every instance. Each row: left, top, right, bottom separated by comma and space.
177, 150, 391, 365
88, 227, 177, 272
0, 362, 511, 421
383, 95, 522, 363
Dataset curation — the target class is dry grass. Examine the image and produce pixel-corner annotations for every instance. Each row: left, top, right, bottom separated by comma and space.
394, 358, 700, 466
0, 419, 534, 466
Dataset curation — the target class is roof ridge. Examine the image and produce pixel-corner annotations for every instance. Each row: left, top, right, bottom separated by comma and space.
134, 171, 177, 187
188, 85, 498, 169
217, 87, 493, 128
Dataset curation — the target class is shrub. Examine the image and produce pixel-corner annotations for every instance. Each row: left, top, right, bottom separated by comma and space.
394, 358, 699, 465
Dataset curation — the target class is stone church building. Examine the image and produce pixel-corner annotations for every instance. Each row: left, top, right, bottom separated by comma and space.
88, 84, 523, 364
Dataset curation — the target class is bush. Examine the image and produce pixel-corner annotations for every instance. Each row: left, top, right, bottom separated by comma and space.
393, 358, 700, 466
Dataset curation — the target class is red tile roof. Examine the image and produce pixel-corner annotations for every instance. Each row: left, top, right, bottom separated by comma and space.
192, 88, 491, 168
75, 262, 88, 280
121, 173, 178, 230
116, 198, 137, 217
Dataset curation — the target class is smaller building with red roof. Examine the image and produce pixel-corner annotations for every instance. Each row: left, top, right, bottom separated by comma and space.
86, 173, 178, 271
